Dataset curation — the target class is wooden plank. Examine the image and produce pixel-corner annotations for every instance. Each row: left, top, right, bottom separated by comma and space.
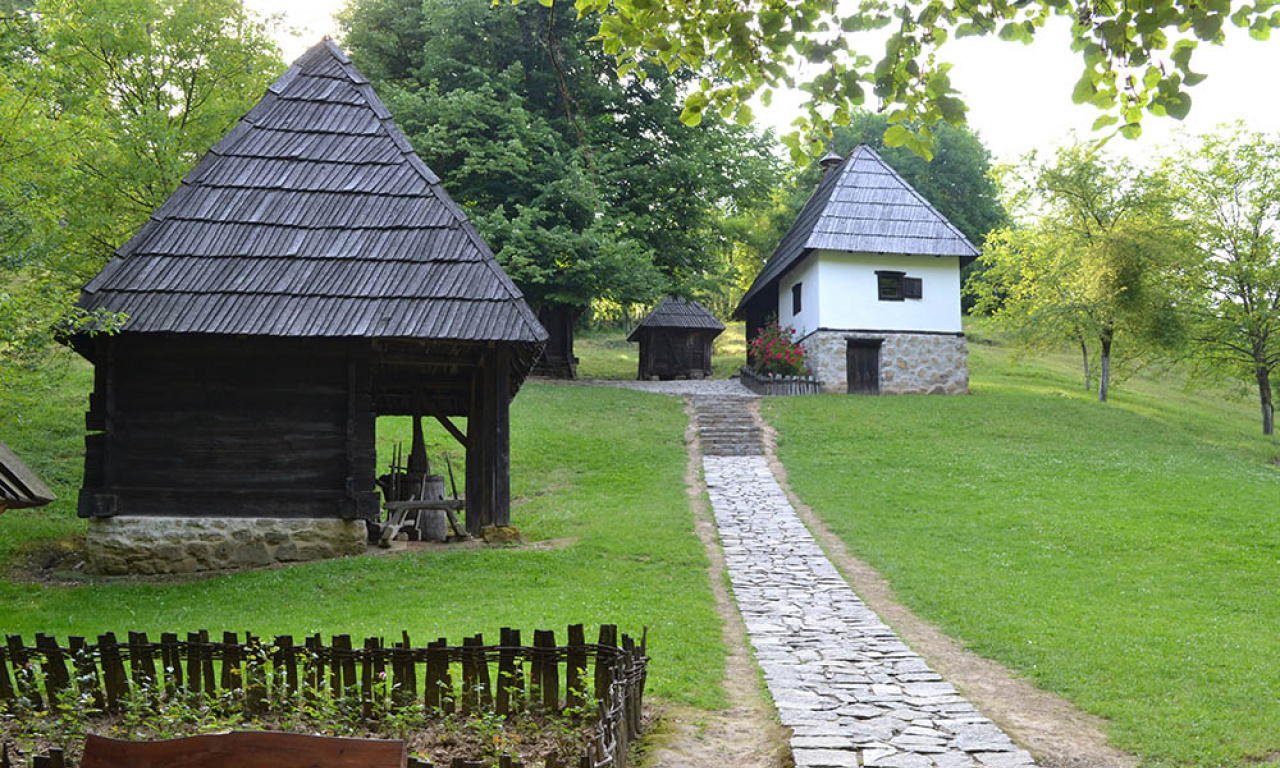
332, 635, 354, 697
276, 635, 298, 699
199, 630, 215, 697
186, 632, 203, 695
474, 634, 492, 710
594, 625, 617, 707
35, 634, 69, 707
536, 630, 557, 713
435, 638, 453, 715
565, 625, 586, 710
80, 732, 406, 768
492, 346, 511, 528
496, 628, 514, 717
0, 643, 12, 704
159, 633, 182, 697
361, 636, 378, 719
464, 354, 487, 536
221, 632, 242, 694
460, 636, 477, 715
97, 633, 126, 711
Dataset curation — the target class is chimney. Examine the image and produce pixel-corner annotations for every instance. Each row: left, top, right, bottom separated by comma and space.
818, 149, 843, 175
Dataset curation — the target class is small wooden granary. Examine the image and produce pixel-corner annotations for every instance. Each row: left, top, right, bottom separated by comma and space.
65, 41, 546, 569
628, 297, 725, 380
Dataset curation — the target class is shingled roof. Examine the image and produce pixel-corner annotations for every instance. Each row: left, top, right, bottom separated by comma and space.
76, 40, 546, 345
734, 144, 979, 316
0, 440, 55, 510
627, 297, 725, 342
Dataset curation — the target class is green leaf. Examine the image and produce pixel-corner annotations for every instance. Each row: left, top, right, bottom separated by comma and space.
884, 124, 911, 147
1072, 73, 1096, 104
1092, 114, 1120, 131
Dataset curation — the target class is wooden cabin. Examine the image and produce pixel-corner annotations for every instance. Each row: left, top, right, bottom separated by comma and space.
66, 41, 546, 574
0, 440, 55, 512
734, 145, 977, 395
530, 304, 580, 379
628, 297, 725, 380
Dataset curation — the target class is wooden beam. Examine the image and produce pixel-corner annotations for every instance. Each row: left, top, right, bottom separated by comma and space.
492, 347, 511, 528
427, 401, 468, 449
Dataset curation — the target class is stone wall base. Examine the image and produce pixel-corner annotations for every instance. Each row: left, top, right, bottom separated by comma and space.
801, 330, 970, 395
86, 517, 367, 575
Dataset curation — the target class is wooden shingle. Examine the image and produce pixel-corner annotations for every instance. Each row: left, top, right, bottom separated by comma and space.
77, 40, 545, 347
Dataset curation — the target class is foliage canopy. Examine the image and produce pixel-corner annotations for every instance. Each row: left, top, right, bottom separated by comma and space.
556, 0, 1280, 160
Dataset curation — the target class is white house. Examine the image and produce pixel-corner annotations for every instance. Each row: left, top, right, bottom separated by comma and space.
735, 145, 978, 394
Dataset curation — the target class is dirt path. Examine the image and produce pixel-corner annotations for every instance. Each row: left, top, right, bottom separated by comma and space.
752, 400, 1138, 768
636, 400, 791, 768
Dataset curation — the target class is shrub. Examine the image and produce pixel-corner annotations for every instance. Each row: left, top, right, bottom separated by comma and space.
749, 321, 808, 376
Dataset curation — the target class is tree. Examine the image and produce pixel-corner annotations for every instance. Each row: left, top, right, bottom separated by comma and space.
1167, 126, 1280, 435
0, 0, 281, 361
340, 0, 783, 320
566, 0, 1279, 160
968, 144, 1185, 401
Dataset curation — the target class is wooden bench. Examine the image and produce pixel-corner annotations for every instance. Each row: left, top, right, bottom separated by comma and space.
80, 731, 406, 768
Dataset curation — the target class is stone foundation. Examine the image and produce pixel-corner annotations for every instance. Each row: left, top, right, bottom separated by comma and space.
802, 330, 969, 395
86, 517, 367, 575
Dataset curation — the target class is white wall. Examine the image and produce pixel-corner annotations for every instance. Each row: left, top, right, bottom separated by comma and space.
777, 252, 820, 338
810, 250, 963, 334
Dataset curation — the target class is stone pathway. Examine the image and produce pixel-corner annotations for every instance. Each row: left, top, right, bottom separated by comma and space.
694, 395, 1038, 768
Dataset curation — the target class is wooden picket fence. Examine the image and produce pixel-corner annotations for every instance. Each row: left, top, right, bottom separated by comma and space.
738, 366, 822, 396
0, 625, 647, 768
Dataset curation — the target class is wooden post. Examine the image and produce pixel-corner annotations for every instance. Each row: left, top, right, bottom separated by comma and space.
186, 633, 203, 696
35, 635, 68, 707
97, 633, 126, 711
492, 347, 511, 528
466, 354, 489, 536
159, 633, 182, 697
566, 625, 586, 709
346, 342, 379, 520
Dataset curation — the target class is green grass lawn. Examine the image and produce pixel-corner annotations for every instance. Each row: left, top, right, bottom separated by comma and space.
575, 321, 745, 380
0, 352, 724, 709
764, 322, 1280, 768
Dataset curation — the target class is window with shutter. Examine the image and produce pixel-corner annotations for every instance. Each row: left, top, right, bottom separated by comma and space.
791, 282, 803, 315
876, 271, 904, 301
903, 277, 923, 299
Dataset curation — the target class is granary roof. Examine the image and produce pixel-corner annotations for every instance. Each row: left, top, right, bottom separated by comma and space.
76, 40, 546, 345
734, 144, 979, 317
627, 297, 725, 342
0, 440, 55, 510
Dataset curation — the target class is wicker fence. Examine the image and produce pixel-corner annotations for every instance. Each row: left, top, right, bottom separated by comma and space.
0, 625, 646, 768
738, 366, 822, 396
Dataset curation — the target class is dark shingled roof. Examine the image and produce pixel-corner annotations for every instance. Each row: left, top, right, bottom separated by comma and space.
0, 440, 55, 510
627, 297, 725, 342
77, 40, 546, 345
734, 144, 979, 317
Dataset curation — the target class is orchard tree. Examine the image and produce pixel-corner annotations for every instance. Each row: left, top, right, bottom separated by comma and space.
0, 0, 281, 361
968, 144, 1185, 401
562, 0, 1279, 159
1167, 126, 1280, 435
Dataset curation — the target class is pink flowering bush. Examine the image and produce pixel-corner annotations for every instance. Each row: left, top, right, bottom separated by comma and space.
749, 321, 809, 376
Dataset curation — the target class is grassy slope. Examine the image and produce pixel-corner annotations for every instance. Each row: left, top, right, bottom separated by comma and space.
575, 322, 746, 380
764, 322, 1280, 768
0, 354, 724, 709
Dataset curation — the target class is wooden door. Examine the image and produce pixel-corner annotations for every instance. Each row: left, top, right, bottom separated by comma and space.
846, 340, 881, 395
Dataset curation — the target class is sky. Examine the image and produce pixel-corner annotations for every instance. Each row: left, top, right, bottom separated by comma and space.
246, 0, 1280, 165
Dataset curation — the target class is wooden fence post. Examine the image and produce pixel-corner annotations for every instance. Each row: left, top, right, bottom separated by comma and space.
565, 625, 586, 710
34, 634, 68, 708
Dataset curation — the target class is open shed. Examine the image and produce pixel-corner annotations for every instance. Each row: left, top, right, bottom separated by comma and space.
66, 41, 547, 575
628, 297, 725, 380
